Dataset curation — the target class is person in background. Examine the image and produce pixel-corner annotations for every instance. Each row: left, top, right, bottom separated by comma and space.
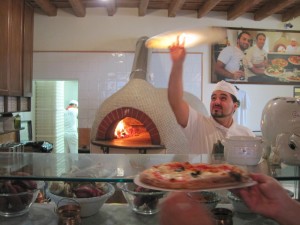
168, 37, 254, 156
64, 100, 78, 154
286, 38, 300, 53
159, 173, 300, 225
245, 33, 268, 78
214, 31, 251, 80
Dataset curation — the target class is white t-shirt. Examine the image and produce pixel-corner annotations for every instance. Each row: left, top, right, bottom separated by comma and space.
286, 45, 300, 53
183, 106, 255, 155
217, 46, 244, 73
245, 45, 267, 77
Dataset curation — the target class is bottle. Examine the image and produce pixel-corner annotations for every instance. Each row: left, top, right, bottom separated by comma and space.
239, 59, 245, 80
239, 59, 244, 72
14, 114, 21, 129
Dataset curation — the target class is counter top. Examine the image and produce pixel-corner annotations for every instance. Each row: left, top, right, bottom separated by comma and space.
2, 203, 279, 225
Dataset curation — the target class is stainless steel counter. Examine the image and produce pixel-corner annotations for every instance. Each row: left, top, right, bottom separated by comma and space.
2, 203, 279, 225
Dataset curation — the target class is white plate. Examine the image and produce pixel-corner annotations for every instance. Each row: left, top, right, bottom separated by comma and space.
288, 56, 300, 65
134, 175, 257, 192
264, 70, 283, 78
284, 76, 300, 82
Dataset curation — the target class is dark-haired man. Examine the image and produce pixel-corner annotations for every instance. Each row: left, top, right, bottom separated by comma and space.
168, 39, 254, 156
245, 33, 268, 78
215, 31, 251, 80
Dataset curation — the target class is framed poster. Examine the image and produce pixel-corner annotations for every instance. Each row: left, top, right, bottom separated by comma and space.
211, 27, 300, 85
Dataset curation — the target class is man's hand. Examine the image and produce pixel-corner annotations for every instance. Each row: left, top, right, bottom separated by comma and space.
169, 35, 186, 64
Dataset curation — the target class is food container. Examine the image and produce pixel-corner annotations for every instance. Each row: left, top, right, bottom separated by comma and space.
0, 181, 44, 217
222, 136, 264, 166
117, 182, 167, 215
187, 191, 221, 210
47, 182, 115, 217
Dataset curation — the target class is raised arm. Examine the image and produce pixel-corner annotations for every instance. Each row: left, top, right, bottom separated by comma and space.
168, 38, 189, 128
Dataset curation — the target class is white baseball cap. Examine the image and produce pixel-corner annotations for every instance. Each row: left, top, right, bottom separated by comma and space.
213, 80, 238, 100
69, 100, 78, 106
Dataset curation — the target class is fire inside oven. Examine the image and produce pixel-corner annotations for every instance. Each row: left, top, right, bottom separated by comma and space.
114, 117, 150, 141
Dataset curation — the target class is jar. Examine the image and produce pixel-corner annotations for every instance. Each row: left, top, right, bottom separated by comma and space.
56, 199, 81, 225
14, 114, 21, 129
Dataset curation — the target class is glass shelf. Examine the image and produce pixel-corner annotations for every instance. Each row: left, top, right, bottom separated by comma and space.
0, 152, 299, 183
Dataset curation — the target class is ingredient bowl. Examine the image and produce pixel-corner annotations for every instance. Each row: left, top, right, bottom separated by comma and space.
0, 180, 44, 217
117, 182, 167, 215
47, 182, 115, 217
187, 191, 221, 210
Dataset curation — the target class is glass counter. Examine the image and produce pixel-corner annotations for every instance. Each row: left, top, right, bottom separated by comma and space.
0, 152, 299, 182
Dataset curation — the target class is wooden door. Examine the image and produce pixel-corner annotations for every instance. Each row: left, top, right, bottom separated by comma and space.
22, 2, 34, 97
0, 0, 10, 95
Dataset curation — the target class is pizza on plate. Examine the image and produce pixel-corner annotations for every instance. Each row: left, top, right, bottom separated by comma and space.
271, 58, 288, 67
265, 64, 284, 76
139, 162, 251, 189
288, 56, 300, 65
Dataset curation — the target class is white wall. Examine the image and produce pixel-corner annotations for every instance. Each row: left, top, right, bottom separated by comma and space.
33, 8, 300, 131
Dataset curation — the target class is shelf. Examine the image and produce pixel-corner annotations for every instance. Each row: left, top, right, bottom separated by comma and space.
0, 153, 299, 183
0, 128, 24, 135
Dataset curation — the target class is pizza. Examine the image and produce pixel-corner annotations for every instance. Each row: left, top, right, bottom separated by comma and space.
139, 162, 251, 189
271, 58, 288, 67
265, 64, 284, 76
286, 76, 300, 81
288, 56, 300, 65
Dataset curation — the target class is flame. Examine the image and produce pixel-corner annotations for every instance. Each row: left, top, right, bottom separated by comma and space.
114, 120, 128, 138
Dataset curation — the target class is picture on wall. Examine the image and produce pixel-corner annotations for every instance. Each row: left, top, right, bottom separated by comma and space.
211, 27, 300, 85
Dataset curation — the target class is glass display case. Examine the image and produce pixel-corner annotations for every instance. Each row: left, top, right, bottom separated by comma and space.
1, 152, 299, 196
0, 152, 299, 225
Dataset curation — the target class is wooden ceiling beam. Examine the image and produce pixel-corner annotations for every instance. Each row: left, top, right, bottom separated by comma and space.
139, 0, 150, 16
106, 0, 116, 16
198, 0, 222, 18
282, 7, 300, 22
227, 0, 262, 20
254, 0, 295, 21
34, 0, 57, 16
168, 0, 186, 17
68, 0, 86, 17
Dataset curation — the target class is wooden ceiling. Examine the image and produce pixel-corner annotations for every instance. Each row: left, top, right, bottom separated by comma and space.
26, 0, 300, 22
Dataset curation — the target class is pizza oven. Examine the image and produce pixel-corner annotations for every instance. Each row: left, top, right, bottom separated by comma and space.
90, 37, 208, 154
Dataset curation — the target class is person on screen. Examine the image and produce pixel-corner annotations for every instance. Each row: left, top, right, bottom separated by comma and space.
214, 31, 251, 81
286, 38, 300, 53
168, 37, 254, 157
245, 33, 268, 78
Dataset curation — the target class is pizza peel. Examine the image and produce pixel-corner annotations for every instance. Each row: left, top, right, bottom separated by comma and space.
145, 27, 227, 49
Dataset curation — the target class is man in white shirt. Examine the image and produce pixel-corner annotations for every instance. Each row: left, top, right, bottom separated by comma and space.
64, 100, 79, 154
168, 39, 254, 156
245, 33, 268, 78
286, 38, 300, 53
215, 31, 251, 81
